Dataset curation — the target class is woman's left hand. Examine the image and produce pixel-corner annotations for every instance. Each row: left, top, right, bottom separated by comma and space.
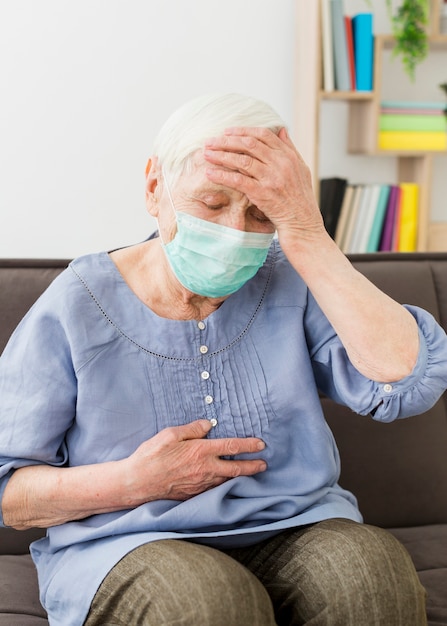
204, 127, 419, 385
203, 127, 325, 249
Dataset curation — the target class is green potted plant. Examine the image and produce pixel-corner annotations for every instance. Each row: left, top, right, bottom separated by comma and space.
385, 0, 429, 80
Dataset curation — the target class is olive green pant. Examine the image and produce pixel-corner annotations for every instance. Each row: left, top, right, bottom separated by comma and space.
84, 518, 427, 626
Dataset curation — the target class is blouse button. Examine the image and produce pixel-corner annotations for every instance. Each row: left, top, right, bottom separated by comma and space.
198, 321, 206, 330
199, 345, 208, 354
201, 371, 210, 380
383, 383, 393, 393
209, 418, 218, 427
205, 395, 214, 404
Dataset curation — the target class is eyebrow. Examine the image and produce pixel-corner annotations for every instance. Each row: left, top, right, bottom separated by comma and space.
186, 188, 232, 202
189, 183, 229, 193
187, 182, 246, 200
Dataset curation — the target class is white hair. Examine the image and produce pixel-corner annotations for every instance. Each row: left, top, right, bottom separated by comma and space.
153, 93, 286, 184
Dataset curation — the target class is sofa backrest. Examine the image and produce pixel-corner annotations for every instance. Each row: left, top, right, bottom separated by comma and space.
0, 254, 446, 554
324, 253, 447, 528
0, 259, 70, 353
0, 260, 69, 553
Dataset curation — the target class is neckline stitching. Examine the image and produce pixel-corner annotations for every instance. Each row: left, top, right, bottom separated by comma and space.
69, 247, 276, 361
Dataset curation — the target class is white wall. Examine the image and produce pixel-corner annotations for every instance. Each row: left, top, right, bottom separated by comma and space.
0, 0, 297, 258
1, 0, 445, 258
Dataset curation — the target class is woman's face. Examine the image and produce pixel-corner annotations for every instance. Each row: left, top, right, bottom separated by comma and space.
156, 151, 275, 244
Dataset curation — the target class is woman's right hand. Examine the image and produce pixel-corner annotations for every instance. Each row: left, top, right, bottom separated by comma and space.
124, 419, 267, 504
2, 420, 267, 530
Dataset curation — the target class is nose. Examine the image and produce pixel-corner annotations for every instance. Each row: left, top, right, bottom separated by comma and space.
220, 206, 249, 232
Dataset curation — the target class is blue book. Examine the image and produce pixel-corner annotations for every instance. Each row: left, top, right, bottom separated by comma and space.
381, 100, 445, 111
366, 185, 391, 252
330, 0, 350, 91
352, 13, 374, 91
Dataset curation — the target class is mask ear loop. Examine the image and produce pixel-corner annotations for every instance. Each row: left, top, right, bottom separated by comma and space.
161, 167, 177, 215
157, 166, 177, 245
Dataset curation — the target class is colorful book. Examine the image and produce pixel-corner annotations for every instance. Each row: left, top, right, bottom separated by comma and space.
391, 188, 403, 251
352, 13, 374, 91
356, 184, 381, 252
342, 185, 364, 253
379, 185, 400, 251
319, 177, 348, 238
366, 185, 391, 252
398, 183, 419, 252
334, 184, 355, 249
349, 185, 373, 252
321, 0, 335, 92
330, 0, 350, 91
344, 16, 356, 90
379, 131, 447, 151
381, 107, 446, 116
381, 100, 446, 111
379, 114, 447, 132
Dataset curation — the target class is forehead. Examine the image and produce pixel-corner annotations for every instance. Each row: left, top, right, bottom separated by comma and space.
173, 150, 241, 198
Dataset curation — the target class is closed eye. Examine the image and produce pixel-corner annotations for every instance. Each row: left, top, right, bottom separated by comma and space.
249, 206, 271, 223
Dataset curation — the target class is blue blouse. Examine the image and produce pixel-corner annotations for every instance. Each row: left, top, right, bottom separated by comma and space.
1, 241, 447, 626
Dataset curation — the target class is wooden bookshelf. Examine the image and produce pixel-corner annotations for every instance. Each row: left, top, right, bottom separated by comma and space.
294, 0, 447, 252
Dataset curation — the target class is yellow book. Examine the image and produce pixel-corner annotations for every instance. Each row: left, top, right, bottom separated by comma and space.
378, 131, 447, 151
397, 183, 419, 252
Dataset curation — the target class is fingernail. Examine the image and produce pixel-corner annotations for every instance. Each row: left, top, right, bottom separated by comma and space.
257, 440, 266, 451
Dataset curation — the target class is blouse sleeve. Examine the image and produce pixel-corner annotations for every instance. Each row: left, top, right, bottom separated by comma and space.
305, 294, 447, 423
0, 289, 77, 526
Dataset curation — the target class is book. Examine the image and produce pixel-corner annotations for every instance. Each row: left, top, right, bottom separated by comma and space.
365, 185, 390, 251
342, 185, 364, 253
319, 177, 348, 238
334, 184, 355, 249
356, 184, 381, 252
330, 0, 350, 91
348, 185, 373, 252
391, 187, 403, 251
344, 16, 356, 90
379, 114, 447, 132
352, 13, 374, 91
381, 107, 446, 116
321, 0, 335, 92
379, 131, 447, 151
379, 185, 400, 251
398, 183, 419, 252
366, 185, 391, 252
381, 100, 446, 111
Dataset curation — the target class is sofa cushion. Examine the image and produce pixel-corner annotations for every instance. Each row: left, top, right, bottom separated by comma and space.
351, 253, 447, 421
0, 616, 48, 626
0, 554, 48, 625
0, 259, 68, 353
389, 525, 447, 626
0, 528, 46, 556
322, 397, 447, 528
350, 255, 442, 319
323, 254, 447, 529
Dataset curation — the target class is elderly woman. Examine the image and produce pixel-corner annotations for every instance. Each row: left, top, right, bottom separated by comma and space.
1, 93, 446, 626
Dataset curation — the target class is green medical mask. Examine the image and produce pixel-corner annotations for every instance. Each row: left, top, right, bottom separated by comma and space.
161, 173, 274, 298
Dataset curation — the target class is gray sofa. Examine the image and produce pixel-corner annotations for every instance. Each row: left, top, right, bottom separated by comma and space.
0, 254, 446, 625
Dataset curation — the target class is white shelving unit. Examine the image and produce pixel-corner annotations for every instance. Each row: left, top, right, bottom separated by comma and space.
294, 0, 447, 251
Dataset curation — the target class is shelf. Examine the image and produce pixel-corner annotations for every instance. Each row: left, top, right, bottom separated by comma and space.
379, 32, 447, 50
320, 91, 374, 101
349, 149, 447, 157
294, 0, 447, 253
